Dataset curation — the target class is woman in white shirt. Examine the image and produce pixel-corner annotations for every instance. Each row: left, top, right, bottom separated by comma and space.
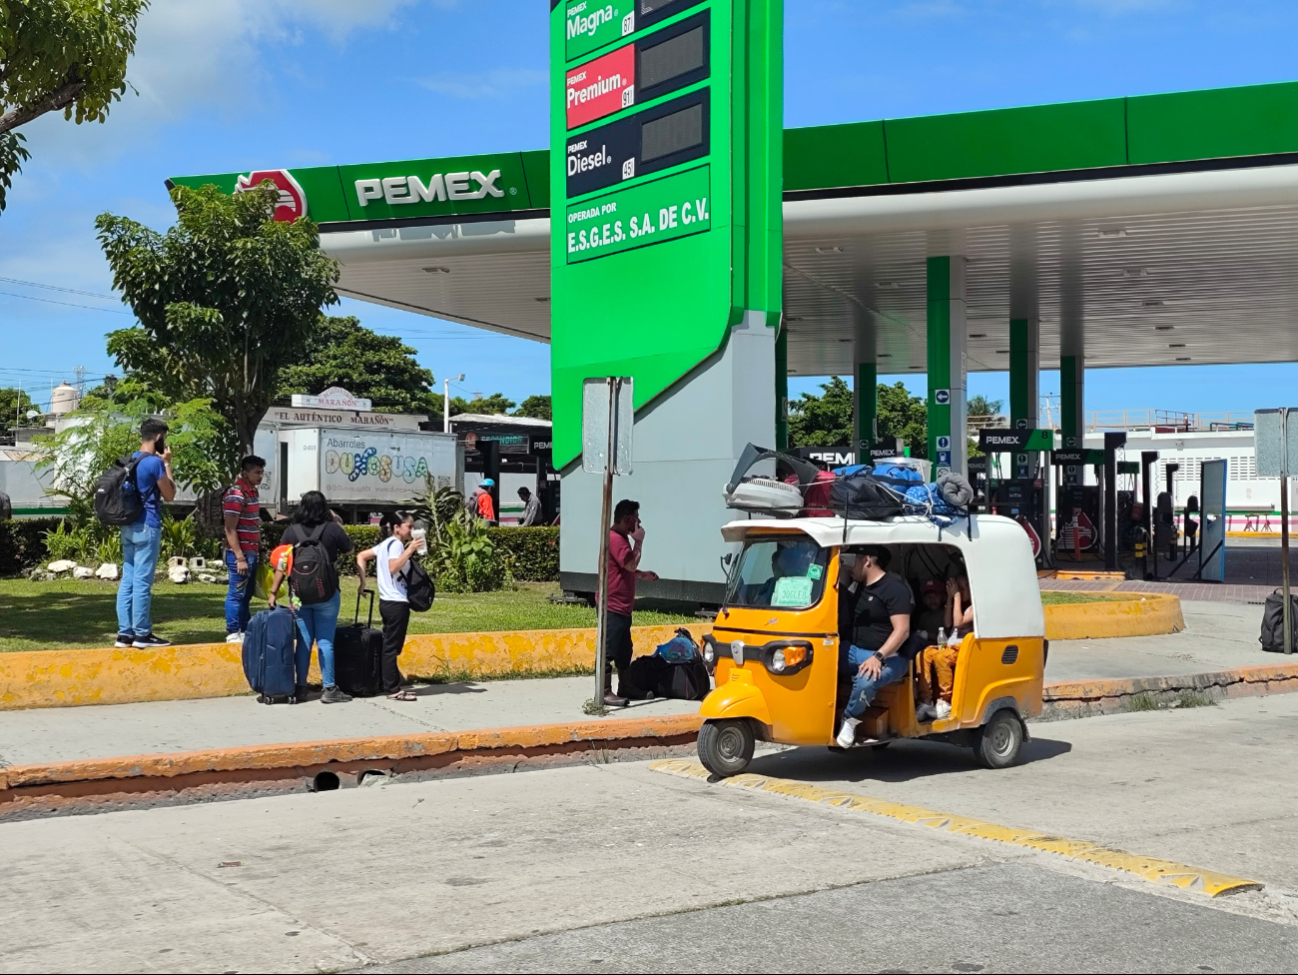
356, 511, 423, 701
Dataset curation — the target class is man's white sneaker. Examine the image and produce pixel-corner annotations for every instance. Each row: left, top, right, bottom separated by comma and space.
915, 702, 937, 723
934, 699, 952, 720
836, 716, 861, 748
226, 632, 244, 644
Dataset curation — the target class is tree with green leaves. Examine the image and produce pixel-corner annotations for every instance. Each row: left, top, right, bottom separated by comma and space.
787, 377, 929, 459
0, 386, 35, 431
967, 394, 1004, 418
36, 393, 234, 525
450, 392, 515, 416
877, 382, 928, 459
96, 181, 340, 458
276, 315, 438, 416
0, 0, 147, 210
513, 395, 551, 421
787, 376, 852, 448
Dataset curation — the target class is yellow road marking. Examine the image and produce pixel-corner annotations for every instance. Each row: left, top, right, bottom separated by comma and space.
650, 759, 1261, 897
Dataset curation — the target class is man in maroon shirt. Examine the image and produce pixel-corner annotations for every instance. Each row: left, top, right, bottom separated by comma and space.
603, 498, 659, 706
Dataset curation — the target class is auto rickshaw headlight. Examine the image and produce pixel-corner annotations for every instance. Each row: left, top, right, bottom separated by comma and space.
766, 645, 807, 674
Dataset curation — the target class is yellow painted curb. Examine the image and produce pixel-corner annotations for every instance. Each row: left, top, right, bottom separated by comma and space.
651, 759, 1260, 897
1043, 593, 1184, 641
0, 624, 710, 711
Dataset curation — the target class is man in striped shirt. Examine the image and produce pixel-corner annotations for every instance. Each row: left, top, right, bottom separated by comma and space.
223, 455, 266, 643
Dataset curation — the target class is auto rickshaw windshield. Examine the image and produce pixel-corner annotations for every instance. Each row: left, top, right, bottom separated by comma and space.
723, 536, 830, 610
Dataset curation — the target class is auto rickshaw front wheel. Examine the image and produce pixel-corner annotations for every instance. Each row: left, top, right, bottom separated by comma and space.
697, 719, 755, 778
975, 710, 1024, 769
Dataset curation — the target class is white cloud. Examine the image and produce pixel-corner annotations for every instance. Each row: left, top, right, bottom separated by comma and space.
11, 0, 424, 167
417, 68, 548, 100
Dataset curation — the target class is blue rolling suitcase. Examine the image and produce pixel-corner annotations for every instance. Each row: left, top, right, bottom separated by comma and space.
242, 606, 299, 704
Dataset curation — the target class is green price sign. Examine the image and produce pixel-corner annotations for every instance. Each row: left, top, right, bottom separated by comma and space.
550, 0, 782, 467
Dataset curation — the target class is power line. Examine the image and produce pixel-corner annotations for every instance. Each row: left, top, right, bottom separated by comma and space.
0, 290, 132, 314
0, 276, 119, 301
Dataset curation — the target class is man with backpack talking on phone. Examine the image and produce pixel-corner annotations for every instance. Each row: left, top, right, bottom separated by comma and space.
109, 418, 175, 649
222, 455, 266, 644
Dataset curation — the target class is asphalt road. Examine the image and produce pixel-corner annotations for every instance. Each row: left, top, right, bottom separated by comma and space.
5, 696, 1298, 974
368, 861, 1298, 974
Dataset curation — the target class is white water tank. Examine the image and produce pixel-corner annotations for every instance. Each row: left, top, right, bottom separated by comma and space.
49, 383, 79, 416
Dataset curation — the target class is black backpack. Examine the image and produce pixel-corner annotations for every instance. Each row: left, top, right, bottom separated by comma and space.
290, 524, 339, 604
1260, 589, 1298, 652
405, 559, 435, 612
829, 472, 906, 520
93, 454, 144, 526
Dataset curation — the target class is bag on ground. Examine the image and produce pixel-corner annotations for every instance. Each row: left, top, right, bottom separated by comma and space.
654, 628, 700, 663
289, 524, 338, 605
93, 454, 144, 526
1260, 589, 1298, 652
242, 606, 298, 702
617, 651, 711, 701
334, 590, 384, 696
405, 559, 435, 612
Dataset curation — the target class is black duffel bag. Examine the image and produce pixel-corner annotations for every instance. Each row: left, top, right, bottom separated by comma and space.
829, 472, 906, 520
617, 655, 711, 701
1260, 589, 1298, 652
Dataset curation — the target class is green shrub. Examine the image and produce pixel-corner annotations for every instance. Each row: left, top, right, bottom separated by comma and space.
487, 527, 560, 581
0, 518, 63, 575
432, 514, 511, 593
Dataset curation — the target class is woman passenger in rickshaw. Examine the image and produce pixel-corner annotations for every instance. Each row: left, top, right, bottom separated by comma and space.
836, 545, 916, 748
916, 572, 974, 723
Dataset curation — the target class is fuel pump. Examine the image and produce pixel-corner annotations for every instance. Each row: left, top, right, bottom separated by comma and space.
1051, 447, 1103, 562
978, 427, 1055, 566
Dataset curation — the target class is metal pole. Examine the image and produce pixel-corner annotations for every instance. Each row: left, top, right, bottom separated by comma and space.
1283, 409, 1292, 655
592, 378, 618, 708
443, 379, 451, 434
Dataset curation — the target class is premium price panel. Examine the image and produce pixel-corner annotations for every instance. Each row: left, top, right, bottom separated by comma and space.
564, 10, 710, 130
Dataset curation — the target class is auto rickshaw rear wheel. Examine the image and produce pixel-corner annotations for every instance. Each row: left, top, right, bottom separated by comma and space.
697, 719, 755, 778
975, 710, 1024, 769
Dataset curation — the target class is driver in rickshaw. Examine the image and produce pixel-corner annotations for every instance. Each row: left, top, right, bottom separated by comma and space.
836, 545, 916, 748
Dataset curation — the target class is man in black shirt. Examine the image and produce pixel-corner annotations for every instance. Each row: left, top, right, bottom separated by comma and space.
837, 545, 914, 747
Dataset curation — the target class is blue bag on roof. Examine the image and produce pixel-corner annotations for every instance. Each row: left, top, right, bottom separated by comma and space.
832, 463, 873, 477
904, 482, 961, 517
871, 462, 924, 485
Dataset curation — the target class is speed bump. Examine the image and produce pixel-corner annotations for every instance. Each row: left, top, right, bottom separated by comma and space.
651, 759, 1261, 898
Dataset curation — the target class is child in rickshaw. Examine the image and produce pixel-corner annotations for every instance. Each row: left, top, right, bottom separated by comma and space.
916, 574, 973, 722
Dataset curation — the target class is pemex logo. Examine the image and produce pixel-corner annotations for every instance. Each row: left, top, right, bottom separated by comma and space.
234, 169, 307, 222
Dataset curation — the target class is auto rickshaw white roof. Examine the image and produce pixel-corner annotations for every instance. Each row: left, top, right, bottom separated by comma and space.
721, 514, 1045, 640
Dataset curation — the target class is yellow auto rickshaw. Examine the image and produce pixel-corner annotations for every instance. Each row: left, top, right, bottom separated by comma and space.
696, 514, 1045, 777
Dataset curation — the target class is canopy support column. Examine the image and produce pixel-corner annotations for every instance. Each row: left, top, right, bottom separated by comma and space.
1010, 316, 1039, 477
926, 255, 968, 477
853, 316, 877, 459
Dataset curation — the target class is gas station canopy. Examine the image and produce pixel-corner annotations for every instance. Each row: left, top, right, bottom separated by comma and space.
174, 78, 1298, 376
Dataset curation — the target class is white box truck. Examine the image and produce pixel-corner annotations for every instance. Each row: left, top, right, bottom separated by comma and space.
280, 427, 458, 506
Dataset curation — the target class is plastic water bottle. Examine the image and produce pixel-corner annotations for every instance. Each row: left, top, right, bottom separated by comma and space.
936, 627, 946, 646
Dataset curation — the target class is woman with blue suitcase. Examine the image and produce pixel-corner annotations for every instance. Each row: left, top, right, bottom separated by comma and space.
268, 491, 354, 703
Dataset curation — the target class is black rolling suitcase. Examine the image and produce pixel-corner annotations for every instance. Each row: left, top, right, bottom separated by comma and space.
334, 590, 384, 696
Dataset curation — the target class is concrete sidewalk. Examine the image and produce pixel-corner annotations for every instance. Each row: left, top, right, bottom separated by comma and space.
0, 599, 1272, 767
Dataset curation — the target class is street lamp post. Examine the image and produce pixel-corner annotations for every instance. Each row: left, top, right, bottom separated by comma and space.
444, 373, 465, 433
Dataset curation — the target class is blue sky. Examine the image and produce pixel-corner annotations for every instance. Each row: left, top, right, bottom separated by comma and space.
3, 0, 1298, 415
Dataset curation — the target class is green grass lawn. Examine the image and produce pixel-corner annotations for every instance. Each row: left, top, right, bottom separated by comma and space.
0, 577, 699, 653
